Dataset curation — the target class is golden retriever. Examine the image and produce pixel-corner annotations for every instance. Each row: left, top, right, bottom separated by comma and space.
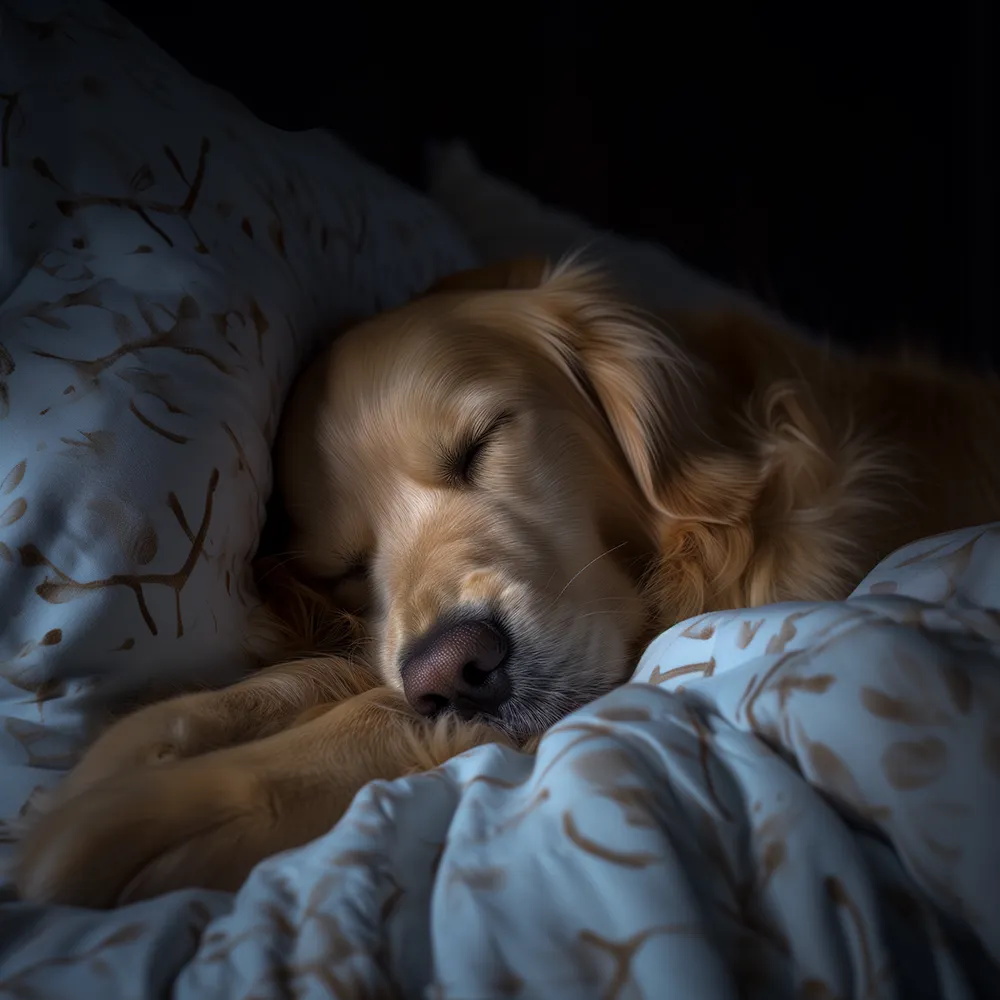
15, 256, 1000, 907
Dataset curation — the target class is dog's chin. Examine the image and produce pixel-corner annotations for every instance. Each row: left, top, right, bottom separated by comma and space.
487, 689, 589, 744
478, 629, 634, 744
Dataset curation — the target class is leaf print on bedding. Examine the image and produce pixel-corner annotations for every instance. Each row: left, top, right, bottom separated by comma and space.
882, 737, 948, 790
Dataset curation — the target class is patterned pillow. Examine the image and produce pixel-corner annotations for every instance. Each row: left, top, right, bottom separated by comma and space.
0, 0, 473, 825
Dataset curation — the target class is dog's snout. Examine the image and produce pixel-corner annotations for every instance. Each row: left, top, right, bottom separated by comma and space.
401, 617, 511, 719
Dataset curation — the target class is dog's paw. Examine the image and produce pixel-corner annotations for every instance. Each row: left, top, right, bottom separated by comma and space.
51, 695, 237, 810
14, 690, 517, 909
14, 761, 283, 908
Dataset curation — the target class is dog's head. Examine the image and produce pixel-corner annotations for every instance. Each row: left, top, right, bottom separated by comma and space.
276, 258, 717, 739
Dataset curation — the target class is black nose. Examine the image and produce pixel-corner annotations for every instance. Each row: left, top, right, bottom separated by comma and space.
401, 616, 511, 719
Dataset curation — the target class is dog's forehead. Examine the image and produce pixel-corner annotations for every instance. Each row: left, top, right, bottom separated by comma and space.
327, 309, 543, 417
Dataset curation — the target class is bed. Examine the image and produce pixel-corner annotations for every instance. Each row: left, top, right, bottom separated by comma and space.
1, 2, 998, 997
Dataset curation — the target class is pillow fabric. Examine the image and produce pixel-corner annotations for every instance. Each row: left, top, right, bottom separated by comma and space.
0, 0, 473, 839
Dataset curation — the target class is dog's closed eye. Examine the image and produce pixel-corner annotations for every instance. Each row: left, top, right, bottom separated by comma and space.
335, 559, 369, 584
446, 411, 514, 486
325, 557, 371, 613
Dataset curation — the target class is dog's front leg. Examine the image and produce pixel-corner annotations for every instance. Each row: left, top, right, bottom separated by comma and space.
16, 687, 509, 907
45, 655, 380, 810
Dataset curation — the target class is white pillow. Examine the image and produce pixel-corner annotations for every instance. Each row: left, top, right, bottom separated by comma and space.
426, 140, 765, 317
0, 0, 474, 828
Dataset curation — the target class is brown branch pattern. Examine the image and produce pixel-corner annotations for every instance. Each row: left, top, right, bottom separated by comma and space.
190, 859, 405, 998
579, 924, 700, 1000
55, 136, 211, 251
20, 282, 106, 331
32, 293, 232, 380
129, 399, 190, 443
0, 923, 147, 993
17, 470, 220, 637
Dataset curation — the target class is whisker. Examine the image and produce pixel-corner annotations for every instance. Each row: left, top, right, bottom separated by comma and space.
554, 542, 627, 601
575, 596, 633, 609
254, 552, 308, 585
258, 548, 309, 560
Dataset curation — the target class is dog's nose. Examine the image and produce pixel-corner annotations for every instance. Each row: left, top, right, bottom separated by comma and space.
401, 617, 511, 718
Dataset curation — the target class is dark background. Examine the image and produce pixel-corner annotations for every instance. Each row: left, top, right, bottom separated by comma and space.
112, 0, 994, 362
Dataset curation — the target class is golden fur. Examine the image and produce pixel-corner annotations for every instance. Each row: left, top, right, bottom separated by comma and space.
15, 257, 1000, 907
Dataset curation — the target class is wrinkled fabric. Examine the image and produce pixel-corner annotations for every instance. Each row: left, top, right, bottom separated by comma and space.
0, 0, 472, 869
0, 0, 471, 727
2, 524, 998, 997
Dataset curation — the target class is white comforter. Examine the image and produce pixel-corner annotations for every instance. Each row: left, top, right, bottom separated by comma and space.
2, 523, 999, 998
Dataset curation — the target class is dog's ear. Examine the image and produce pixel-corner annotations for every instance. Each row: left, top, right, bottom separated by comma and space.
533, 265, 763, 527
423, 257, 549, 296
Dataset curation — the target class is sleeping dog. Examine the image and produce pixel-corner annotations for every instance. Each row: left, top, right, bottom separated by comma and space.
15, 257, 1000, 906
